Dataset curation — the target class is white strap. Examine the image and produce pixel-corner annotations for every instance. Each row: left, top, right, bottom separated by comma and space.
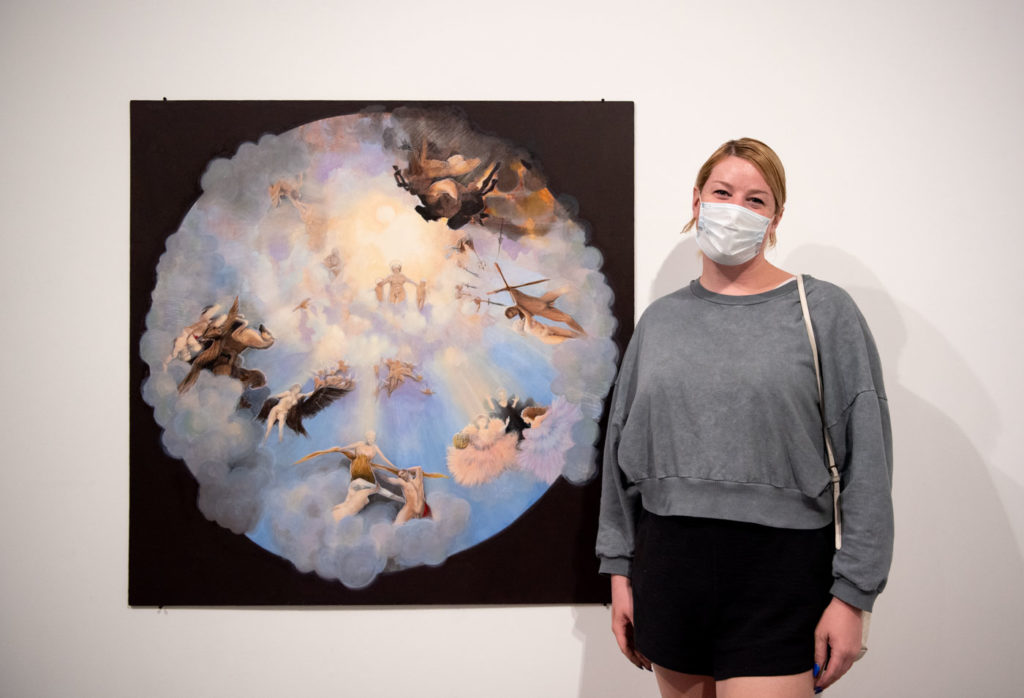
796, 274, 843, 550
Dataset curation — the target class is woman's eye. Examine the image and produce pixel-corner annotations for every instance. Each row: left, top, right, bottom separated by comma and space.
748, 197, 765, 206
713, 189, 730, 197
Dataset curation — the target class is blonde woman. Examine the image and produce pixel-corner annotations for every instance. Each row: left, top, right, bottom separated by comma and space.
597, 139, 892, 697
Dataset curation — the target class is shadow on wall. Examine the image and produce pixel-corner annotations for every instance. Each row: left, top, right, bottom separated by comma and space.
650, 236, 702, 305
784, 245, 1024, 697
571, 240, 1024, 696
572, 606, 658, 697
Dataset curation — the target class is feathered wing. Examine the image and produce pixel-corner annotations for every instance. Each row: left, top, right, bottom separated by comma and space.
176, 297, 239, 394
293, 446, 349, 465
255, 397, 279, 422
177, 340, 217, 393
299, 386, 351, 416
287, 386, 352, 436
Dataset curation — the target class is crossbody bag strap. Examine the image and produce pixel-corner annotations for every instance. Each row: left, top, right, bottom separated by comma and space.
796, 274, 843, 550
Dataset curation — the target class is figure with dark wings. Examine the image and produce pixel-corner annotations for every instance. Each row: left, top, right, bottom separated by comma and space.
256, 381, 352, 442
162, 303, 224, 371
393, 140, 501, 230
176, 298, 275, 394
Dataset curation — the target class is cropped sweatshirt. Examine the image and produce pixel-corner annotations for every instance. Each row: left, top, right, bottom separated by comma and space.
596, 276, 893, 611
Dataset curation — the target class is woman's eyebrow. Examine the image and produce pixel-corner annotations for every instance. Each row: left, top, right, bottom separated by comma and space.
708, 180, 770, 197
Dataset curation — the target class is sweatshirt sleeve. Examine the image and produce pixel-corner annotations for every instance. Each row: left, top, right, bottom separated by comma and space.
829, 390, 893, 611
816, 285, 894, 611
595, 328, 642, 577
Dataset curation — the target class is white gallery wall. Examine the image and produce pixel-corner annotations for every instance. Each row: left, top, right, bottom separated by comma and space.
2, 1, 1022, 695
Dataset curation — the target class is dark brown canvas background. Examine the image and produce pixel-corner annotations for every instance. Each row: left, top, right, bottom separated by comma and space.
129, 100, 633, 606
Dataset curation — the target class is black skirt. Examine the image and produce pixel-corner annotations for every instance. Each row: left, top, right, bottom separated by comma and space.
631, 509, 834, 680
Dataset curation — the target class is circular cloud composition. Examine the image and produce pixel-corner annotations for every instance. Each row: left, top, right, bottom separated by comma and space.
139, 106, 619, 589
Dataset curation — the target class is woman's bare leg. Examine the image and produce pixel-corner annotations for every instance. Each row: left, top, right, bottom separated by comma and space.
653, 664, 716, 698
716, 671, 814, 698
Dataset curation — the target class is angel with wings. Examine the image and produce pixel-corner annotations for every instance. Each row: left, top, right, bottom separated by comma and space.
176, 297, 275, 394
162, 303, 224, 371
256, 381, 352, 442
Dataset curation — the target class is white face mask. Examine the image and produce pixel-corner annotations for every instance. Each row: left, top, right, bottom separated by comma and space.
695, 199, 772, 266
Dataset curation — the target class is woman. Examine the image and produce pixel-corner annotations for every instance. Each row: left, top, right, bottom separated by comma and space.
596, 139, 892, 697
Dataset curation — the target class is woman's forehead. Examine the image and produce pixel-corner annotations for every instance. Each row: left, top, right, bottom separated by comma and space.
707, 156, 769, 186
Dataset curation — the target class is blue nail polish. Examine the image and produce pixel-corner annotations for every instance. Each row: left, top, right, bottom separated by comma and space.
814, 688, 823, 695
813, 663, 820, 678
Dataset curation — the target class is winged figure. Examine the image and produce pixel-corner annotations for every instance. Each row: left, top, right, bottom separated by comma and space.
176, 297, 275, 394
256, 382, 352, 442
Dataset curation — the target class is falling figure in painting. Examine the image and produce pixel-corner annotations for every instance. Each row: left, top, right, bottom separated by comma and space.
375, 261, 426, 310
269, 173, 327, 247
487, 388, 533, 439
490, 263, 585, 341
504, 306, 584, 344
177, 297, 275, 394
375, 358, 431, 398
313, 360, 355, 391
446, 235, 485, 274
393, 140, 501, 230
381, 466, 432, 524
162, 304, 224, 370
256, 380, 352, 442
455, 284, 502, 313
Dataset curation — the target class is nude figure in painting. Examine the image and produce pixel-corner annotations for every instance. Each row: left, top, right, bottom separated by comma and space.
382, 466, 431, 524
375, 261, 425, 309
162, 304, 224, 370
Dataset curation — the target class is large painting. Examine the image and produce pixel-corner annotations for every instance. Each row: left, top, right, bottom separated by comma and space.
130, 101, 633, 605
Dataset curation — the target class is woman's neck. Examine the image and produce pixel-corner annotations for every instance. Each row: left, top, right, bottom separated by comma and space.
699, 255, 793, 295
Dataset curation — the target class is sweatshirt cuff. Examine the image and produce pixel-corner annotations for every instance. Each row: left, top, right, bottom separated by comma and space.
598, 556, 632, 577
830, 577, 878, 612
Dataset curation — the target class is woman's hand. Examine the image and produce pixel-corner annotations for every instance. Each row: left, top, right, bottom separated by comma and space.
610, 574, 652, 671
814, 597, 864, 692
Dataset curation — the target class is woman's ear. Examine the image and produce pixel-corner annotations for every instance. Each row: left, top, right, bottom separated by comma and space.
767, 206, 784, 246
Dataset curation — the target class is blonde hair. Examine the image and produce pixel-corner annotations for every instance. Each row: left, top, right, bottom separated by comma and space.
682, 138, 787, 247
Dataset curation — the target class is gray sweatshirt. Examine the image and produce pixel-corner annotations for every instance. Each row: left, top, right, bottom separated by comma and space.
596, 276, 893, 611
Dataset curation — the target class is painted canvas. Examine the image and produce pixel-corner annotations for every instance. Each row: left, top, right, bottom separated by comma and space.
130, 101, 633, 604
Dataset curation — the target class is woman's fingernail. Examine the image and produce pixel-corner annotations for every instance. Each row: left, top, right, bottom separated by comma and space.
814, 688, 823, 695
813, 663, 820, 678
